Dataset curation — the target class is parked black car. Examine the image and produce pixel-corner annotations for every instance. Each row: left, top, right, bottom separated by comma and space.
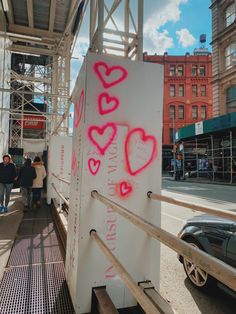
178, 215, 236, 294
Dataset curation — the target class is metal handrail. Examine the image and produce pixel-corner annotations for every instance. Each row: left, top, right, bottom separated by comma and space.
52, 172, 70, 185
51, 183, 69, 207
91, 190, 236, 292
147, 192, 236, 221
90, 230, 160, 314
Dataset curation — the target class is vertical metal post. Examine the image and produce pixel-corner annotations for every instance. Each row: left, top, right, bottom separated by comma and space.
211, 134, 215, 181
172, 117, 176, 179
124, 0, 130, 58
52, 55, 58, 133
97, 0, 104, 53
196, 137, 198, 178
137, 0, 143, 60
230, 130, 233, 184
89, 0, 95, 46
20, 96, 24, 148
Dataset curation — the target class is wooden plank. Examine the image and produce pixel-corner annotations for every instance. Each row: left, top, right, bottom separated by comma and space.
8, 24, 61, 39
90, 230, 161, 314
49, 0, 56, 32
27, 0, 34, 28
92, 287, 119, 314
148, 192, 236, 221
10, 44, 56, 56
6, 0, 14, 24
139, 281, 176, 314
91, 191, 236, 292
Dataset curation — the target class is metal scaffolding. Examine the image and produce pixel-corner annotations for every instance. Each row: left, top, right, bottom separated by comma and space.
0, 0, 144, 152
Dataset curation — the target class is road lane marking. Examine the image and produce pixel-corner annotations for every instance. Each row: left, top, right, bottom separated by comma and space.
162, 212, 185, 223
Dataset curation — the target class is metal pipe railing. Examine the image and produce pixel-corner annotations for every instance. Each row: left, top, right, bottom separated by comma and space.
91, 190, 236, 292
147, 192, 236, 221
51, 182, 69, 207
90, 229, 160, 314
52, 172, 70, 185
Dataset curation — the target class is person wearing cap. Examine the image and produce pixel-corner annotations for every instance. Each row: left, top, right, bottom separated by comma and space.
0, 154, 17, 211
18, 157, 36, 210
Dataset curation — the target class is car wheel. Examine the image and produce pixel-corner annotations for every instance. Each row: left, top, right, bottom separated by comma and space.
182, 237, 215, 290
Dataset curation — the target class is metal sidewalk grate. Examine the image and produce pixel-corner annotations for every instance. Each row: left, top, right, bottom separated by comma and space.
0, 263, 75, 314
8, 234, 64, 266
23, 207, 53, 220
18, 219, 55, 236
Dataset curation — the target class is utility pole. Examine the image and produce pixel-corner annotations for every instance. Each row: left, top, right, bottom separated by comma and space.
172, 117, 176, 179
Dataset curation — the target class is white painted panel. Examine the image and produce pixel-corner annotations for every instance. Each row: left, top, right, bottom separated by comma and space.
0, 38, 11, 158
66, 52, 163, 313
47, 136, 72, 204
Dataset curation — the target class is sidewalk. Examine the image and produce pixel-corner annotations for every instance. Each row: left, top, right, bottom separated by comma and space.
0, 190, 23, 280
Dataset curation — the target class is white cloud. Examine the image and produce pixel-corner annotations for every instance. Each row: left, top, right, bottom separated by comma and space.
176, 28, 196, 47
144, 0, 189, 54
72, 36, 89, 60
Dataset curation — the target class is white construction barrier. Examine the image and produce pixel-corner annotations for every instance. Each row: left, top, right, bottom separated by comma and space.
66, 51, 163, 313
47, 135, 72, 205
0, 38, 11, 157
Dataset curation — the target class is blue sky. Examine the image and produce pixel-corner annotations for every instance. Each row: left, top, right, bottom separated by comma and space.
71, 0, 212, 87
143, 0, 212, 55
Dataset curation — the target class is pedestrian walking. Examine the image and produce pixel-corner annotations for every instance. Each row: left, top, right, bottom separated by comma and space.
32, 156, 46, 208
18, 158, 36, 210
0, 154, 17, 212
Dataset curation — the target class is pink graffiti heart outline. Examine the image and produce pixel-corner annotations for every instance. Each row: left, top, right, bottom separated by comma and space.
125, 128, 157, 176
71, 150, 77, 176
88, 158, 101, 176
93, 61, 128, 89
98, 92, 119, 115
88, 122, 117, 155
119, 181, 133, 197
74, 89, 84, 128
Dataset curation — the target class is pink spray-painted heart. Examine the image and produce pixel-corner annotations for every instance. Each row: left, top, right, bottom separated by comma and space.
74, 89, 84, 128
88, 158, 101, 175
125, 128, 157, 176
93, 61, 128, 89
98, 92, 119, 115
88, 122, 117, 155
119, 181, 133, 197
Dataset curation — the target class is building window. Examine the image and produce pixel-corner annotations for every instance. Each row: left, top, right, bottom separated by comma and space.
192, 105, 198, 119
178, 85, 184, 96
201, 106, 207, 120
200, 85, 206, 96
169, 128, 174, 143
170, 84, 175, 96
225, 3, 235, 28
177, 65, 184, 76
169, 105, 175, 119
170, 65, 176, 76
192, 65, 197, 76
199, 65, 206, 76
225, 43, 236, 69
226, 85, 236, 112
192, 85, 198, 97
178, 105, 184, 119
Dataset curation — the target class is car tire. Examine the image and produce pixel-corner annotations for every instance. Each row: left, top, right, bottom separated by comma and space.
182, 237, 216, 290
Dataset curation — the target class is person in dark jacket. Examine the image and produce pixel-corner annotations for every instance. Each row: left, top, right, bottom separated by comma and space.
0, 154, 17, 211
18, 158, 36, 209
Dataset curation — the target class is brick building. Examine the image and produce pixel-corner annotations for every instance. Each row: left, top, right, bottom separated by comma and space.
144, 52, 213, 170
210, 0, 236, 116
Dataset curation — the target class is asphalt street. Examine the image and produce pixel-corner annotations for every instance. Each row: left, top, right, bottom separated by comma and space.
160, 178, 236, 314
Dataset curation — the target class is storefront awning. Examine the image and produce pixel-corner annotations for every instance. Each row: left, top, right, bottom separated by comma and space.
178, 112, 236, 141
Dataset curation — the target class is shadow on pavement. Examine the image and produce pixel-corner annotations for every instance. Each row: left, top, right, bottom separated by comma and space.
184, 278, 236, 314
